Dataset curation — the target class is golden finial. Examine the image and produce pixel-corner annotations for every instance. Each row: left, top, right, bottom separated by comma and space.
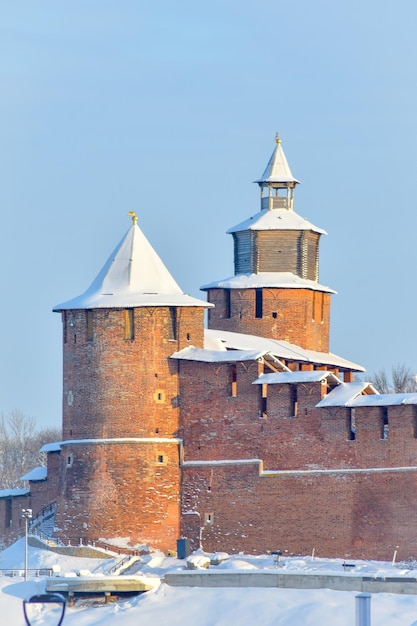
275, 132, 281, 145
128, 211, 138, 224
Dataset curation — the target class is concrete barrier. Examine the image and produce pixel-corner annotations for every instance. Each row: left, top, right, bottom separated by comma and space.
164, 571, 417, 595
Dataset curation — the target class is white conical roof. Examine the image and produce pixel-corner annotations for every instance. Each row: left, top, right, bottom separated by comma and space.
227, 208, 326, 235
54, 217, 210, 310
254, 135, 300, 185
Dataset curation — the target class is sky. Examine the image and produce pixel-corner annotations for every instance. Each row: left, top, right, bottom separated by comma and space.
1, 1, 417, 429
2, 539, 417, 626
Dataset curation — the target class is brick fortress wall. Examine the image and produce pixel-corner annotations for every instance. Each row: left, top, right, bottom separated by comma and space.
179, 359, 417, 560
207, 288, 331, 352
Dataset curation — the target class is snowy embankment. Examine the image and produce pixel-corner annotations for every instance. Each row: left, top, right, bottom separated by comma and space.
2, 539, 417, 625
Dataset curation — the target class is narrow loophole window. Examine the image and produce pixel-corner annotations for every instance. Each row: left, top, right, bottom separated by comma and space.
231, 364, 237, 397
255, 289, 263, 319
125, 309, 135, 340
86, 310, 93, 341
169, 307, 177, 340
225, 289, 231, 319
290, 385, 298, 417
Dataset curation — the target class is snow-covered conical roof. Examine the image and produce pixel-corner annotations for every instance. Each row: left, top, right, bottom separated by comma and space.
227, 208, 326, 235
254, 134, 300, 185
54, 215, 210, 311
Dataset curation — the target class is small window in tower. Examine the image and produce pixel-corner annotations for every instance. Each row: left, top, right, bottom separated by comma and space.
154, 390, 166, 404
86, 310, 94, 341
204, 512, 214, 525
66, 454, 73, 468
169, 307, 177, 340
231, 364, 237, 397
349, 408, 356, 441
255, 289, 263, 319
381, 408, 389, 440
63, 312, 67, 344
290, 385, 298, 417
5, 499, 12, 527
259, 383, 267, 418
125, 309, 135, 340
225, 289, 231, 319
157, 454, 166, 465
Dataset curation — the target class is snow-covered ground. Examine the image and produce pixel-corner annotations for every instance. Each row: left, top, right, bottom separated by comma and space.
2, 539, 417, 625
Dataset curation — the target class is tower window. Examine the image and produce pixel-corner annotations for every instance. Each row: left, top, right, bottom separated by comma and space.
255, 289, 263, 319
349, 408, 356, 441
86, 310, 93, 341
290, 385, 298, 417
381, 408, 389, 440
63, 312, 67, 344
169, 307, 177, 340
225, 289, 231, 319
259, 383, 267, 418
125, 309, 135, 340
231, 364, 237, 397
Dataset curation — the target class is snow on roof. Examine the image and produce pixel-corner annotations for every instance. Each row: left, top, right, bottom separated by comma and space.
59, 437, 182, 446
316, 382, 379, 407
0, 488, 30, 499
254, 137, 300, 185
349, 392, 417, 407
53, 220, 210, 311
227, 209, 326, 235
182, 458, 262, 467
21, 466, 47, 482
40, 442, 62, 453
201, 272, 335, 294
170, 346, 287, 366
204, 328, 365, 372
253, 371, 340, 385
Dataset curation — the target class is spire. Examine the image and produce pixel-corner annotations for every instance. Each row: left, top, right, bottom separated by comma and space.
54, 216, 210, 311
254, 133, 300, 186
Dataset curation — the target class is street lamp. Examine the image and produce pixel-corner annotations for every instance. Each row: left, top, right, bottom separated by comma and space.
22, 508, 32, 581
23, 593, 66, 626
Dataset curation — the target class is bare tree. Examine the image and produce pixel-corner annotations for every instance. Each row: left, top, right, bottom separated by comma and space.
370, 364, 417, 394
0, 410, 61, 490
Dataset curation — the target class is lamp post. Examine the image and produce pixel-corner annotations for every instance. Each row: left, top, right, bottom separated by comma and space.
22, 508, 32, 581
23, 593, 66, 626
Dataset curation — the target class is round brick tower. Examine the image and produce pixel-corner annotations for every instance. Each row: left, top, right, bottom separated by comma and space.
53, 213, 209, 551
202, 135, 334, 352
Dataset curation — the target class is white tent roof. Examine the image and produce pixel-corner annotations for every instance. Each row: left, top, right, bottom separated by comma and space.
201, 272, 335, 294
54, 220, 210, 311
204, 328, 365, 372
21, 466, 47, 481
253, 371, 340, 385
316, 382, 379, 407
227, 209, 326, 235
350, 392, 417, 407
254, 137, 300, 185
171, 346, 287, 367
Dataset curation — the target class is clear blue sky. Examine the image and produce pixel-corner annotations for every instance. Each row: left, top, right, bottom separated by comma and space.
1, 1, 416, 429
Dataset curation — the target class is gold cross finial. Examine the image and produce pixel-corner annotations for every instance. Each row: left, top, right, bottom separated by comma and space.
275, 132, 281, 145
128, 211, 138, 224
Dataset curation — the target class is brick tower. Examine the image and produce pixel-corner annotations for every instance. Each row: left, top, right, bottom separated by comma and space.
53, 213, 209, 551
202, 135, 334, 352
